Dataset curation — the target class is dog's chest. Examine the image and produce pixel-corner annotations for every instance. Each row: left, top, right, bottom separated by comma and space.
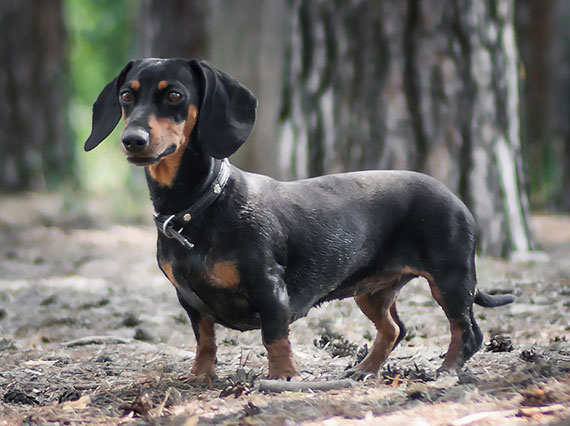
158, 237, 261, 331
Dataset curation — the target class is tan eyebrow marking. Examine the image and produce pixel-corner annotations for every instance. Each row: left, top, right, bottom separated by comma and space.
130, 80, 140, 90
157, 80, 168, 90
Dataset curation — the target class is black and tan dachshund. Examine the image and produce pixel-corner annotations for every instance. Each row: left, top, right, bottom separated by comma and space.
85, 58, 514, 380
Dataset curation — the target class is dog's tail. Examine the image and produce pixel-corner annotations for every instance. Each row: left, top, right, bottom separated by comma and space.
474, 289, 515, 307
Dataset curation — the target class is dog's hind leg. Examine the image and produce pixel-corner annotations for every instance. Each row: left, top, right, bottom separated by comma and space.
390, 301, 407, 349
427, 269, 483, 373
345, 288, 401, 380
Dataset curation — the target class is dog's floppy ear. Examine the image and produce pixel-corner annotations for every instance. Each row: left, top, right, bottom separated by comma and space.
84, 61, 134, 151
189, 60, 257, 159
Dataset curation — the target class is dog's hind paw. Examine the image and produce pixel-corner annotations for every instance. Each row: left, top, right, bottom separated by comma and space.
343, 367, 377, 381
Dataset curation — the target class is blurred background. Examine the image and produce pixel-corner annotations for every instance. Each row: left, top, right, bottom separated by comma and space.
1, 0, 569, 257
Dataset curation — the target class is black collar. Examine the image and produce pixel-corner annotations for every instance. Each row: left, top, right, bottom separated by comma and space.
153, 158, 230, 250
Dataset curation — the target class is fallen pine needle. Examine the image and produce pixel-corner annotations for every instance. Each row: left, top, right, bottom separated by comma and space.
391, 373, 401, 387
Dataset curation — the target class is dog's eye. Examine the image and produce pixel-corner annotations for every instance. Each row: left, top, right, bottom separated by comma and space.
120, 91, 133, 103
168, 91, 182, 103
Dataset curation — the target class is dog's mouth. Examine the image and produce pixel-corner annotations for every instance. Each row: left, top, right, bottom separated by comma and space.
127, 144, 177, 166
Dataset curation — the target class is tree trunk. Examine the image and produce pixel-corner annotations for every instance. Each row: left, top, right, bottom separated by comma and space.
207, 0, 287, 175
138, 0, 208, 58
279, 0, 533, 257
0, 1, 69, 191
516, 0, 570, 212
556, 0, 570, 211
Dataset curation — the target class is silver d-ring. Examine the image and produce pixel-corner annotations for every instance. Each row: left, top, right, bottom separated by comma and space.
162, 215, 176, 237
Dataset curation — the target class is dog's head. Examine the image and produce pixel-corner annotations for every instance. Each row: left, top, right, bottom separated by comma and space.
84, 58, 257, 166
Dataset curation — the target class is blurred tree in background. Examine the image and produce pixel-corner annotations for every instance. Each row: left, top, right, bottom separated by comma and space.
66, 0, 134, 194
279, 0, 531, 257
0, 0, 69, 191
64, 0, 152, 221
516, 0, 570, 211
1, 0, 569, 256
138, 0, 208, 58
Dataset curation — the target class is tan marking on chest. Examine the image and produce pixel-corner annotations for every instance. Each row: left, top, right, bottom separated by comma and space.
147, 105, 198, 187
159, 260, 180, 288
158, 80, 168, 90
208, 261, 240, 289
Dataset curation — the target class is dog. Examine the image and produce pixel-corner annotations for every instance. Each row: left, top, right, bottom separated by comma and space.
85, 58, 515, 380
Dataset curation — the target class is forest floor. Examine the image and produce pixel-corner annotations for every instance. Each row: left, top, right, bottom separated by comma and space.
0, 193, 568, 426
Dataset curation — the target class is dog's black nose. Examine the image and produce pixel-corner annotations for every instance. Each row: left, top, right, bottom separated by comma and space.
121, 128, 149, 153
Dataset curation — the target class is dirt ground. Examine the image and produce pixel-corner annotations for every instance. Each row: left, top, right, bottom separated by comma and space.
0, 193, 568, 425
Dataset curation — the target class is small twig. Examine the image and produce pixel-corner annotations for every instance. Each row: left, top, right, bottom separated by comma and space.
64, 336, 132, 347
154, 388, 172, 418
258, 379, 354, 393
390, 373, 401, 387
452, 409, 518, 426
452, 404, 567, 426
518, 404, 566, 417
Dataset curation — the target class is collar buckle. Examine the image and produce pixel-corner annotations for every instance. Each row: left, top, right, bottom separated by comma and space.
157, 214, 195, 250
153, 158, 230, 251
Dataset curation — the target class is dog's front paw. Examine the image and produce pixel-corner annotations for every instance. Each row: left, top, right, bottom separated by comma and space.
267, 362, 298, 380
189, 357, 216, 385
265, 338, 298, 380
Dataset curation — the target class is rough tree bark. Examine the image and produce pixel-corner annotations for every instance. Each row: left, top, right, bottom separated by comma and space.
0, 1, 69, 191
138, 0, 208, 58
279, 0, 533, 257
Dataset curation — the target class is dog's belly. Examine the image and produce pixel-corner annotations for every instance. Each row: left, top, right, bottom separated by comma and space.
174, 257, 419, 331
175, 279, 341, 330
175, 270, 355, 330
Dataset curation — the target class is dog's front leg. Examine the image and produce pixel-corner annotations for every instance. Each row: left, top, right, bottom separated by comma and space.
250, 266, 297, 380
263, 321, 297, 380
176, 292, 217, 379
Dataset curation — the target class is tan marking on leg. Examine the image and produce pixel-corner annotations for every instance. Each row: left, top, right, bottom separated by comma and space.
441, 320, 464, 371
389, 302, 401, 325
157, 80, 168, 90
352, 294, 399, 375
191, 318, 217, 378
428, 280, 445, 306
428, 280, 464, 371
147, 105, 198, 187
264, 338, 297, 379
208, 261, 240, 289
159, 260, 180, 288
130, 80, 140, 90
389, 301, 405, 346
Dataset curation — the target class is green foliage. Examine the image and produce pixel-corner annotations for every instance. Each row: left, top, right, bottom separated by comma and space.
65, 0, 148, 221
